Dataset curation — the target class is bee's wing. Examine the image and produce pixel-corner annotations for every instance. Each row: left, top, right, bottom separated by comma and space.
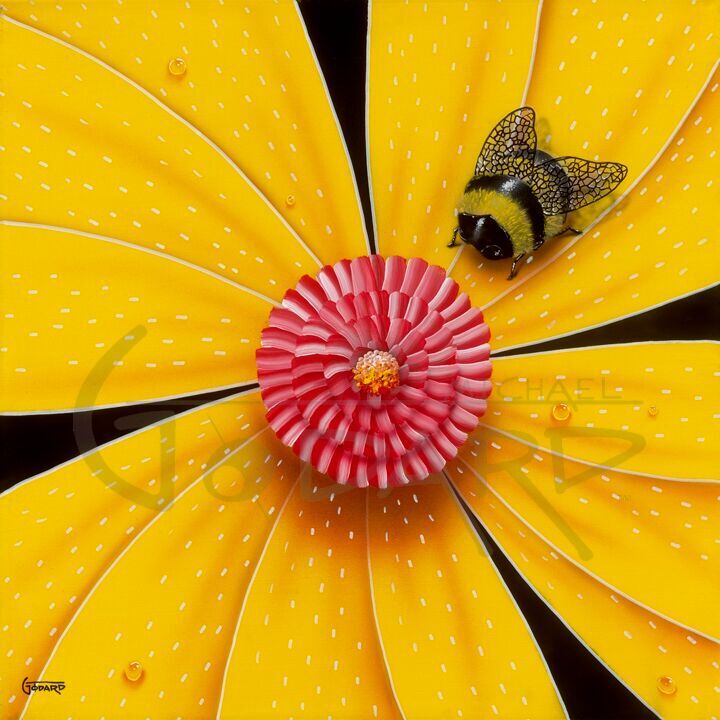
530, 157, 628, 215
475, 107, 537, 179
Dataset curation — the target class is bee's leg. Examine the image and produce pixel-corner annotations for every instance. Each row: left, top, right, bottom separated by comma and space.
563, 226, 583, 236
507, 253, 526, 280
447, 226, 461, 248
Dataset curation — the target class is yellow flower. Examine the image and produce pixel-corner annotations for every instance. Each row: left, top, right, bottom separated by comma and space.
1, 1, 719, 718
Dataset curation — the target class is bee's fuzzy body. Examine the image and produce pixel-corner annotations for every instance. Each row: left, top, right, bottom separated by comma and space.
459, 185, 566, 257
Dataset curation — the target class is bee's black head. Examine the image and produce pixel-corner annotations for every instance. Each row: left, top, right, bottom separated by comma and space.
457, 212, 513, 260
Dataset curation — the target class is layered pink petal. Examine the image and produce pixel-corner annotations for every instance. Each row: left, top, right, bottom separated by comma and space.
257, 257, 492, 487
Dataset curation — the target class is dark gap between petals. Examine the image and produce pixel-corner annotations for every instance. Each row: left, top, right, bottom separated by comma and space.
300, 0, 377, 254
492, 285, 720, 358
0, 384, 257, 492
446, 475, 659, 720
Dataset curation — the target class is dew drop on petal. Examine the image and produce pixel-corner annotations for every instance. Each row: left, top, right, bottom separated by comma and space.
657, 675, 676, 695
551, 403, 572, 423
167, 57, 187, 76
124, 661, 144, 683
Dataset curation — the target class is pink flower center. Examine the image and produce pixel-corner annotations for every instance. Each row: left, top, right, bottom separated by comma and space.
256, 256, 492, 488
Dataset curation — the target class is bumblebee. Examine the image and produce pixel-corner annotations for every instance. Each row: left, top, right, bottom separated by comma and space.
448, 107, 628, 279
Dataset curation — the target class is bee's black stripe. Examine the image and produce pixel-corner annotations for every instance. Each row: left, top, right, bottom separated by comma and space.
465, 175, 545, 246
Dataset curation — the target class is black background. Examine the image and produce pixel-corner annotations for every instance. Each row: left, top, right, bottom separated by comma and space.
2, 1, 718, 717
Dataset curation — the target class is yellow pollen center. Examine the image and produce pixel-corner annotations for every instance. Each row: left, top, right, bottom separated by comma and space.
353, 350, 400, 396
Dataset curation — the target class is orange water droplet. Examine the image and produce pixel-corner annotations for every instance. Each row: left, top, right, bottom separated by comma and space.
657, 675, 676, 695
168, 57, 187, 76
124, 661, 144, 683
285, 194, 296, 207
647, 405, 659, 417
551, 403, 571, 423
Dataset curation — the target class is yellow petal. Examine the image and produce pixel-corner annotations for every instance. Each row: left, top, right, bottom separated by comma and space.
447, 462, 720, 720
464, 67, 720, 350
488, 342, 719, 480
526, 0, 720, 207
218, 468, 402, 719
2, 1, 368, 263
0, 390, 296, 717
456, 425, 720, 641
17, 438, 298, 718
367, 0, 541, 258
0, 224, 272, 411
0, 11, 322, 300
367, 475, 566, 718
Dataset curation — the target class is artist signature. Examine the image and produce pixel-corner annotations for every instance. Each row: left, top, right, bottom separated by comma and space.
21, 677, 66, 695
